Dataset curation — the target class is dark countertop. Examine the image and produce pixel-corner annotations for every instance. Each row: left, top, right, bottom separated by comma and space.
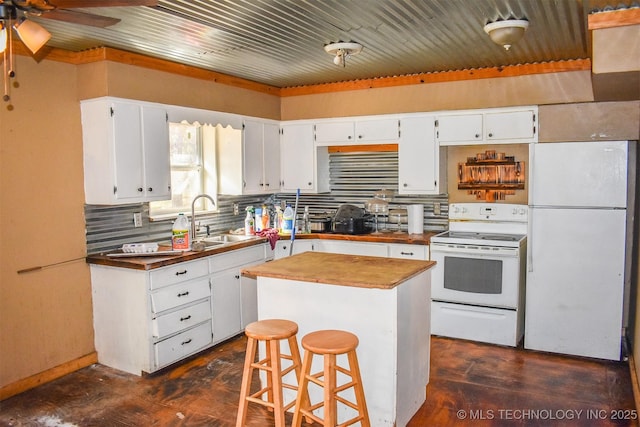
85, 231, 437, 271
242, 251, 436, 289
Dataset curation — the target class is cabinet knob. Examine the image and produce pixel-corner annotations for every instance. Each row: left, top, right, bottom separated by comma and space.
265, 183, 269, 187
348, 135, 352, 140
147, 187, 153, 192
137, 187, 143, 192
235, 274, 240, 279
358, 135, 363, 139
308, 182, 312, 186
488, 133, 493, 138
475, 134, 480, 138
403, 183, 408, 187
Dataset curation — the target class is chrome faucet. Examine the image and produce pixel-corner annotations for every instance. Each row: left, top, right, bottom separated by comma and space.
191, 194, 215, 245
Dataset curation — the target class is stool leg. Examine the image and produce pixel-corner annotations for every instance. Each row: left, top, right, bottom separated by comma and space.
324, 354, 337, 427
347, 350, 370, 427
291, 349, 313, 427
287, 336, 311, 416
236, 336, 257, 427
268, 339, 286, 427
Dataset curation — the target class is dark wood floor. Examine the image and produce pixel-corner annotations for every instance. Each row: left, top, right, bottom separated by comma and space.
0, 335, 636, 426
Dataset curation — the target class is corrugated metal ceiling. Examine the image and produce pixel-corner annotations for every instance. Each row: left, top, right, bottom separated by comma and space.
24, 0, 638, 88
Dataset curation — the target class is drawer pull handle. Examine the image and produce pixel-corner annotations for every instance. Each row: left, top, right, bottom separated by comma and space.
177, 291, 190, 297
181, 338, 192, 345
175, 270, 188, 276
180, 315, 191, 321
400, 251, 414, 256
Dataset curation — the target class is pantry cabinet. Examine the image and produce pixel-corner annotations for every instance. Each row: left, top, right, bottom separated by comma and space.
314, 118, 400, 145
280, 122, 330, 193
436, 107, 537, 145
399, 114, 444, 195
81, 97, 171, 204
219, 119, 280, 195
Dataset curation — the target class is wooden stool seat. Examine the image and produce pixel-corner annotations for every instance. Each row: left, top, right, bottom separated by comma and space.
236, 319, 307, 427
292, 329, 370, 427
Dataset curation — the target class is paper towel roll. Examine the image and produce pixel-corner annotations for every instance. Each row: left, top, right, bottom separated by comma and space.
407, 204, 424, 234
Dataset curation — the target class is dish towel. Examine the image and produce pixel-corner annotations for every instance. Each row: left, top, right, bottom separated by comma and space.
258, 228, 280, 250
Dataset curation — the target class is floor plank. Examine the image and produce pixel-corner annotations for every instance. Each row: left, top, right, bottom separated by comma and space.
0, 335, 636, 426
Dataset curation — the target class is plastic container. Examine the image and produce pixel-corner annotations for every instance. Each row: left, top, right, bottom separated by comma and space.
261, 205, 270, 231
254, 207, 263, 233
244, 208, 255, 236
274, 206, 282, 232
282, 205, 294, 234
303, 206, 311, 234
172, 213, 190, 250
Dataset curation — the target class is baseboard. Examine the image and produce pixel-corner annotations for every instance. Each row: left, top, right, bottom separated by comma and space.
0, 352, 98, 401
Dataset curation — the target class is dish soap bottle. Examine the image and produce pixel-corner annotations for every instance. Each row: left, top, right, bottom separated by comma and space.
172, 213, 190, 250
244, 207, 255, 236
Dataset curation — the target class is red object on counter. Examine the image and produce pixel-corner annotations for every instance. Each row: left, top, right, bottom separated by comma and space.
257, 228, 279, 250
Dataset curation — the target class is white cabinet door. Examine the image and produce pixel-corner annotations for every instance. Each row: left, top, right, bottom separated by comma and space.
112, 101, 144, 201
399, 115, 440, 194
141, 105, 171, 200
355, 118, 399, 143
436, 114, 483, 144
262, 122, 281, 192
274, 239, 316, 259
210, 269, 243, 343
242, 119, 264, 194
485, 110, 536, 142
315, 121, 354, 144
281, 123, 329, 193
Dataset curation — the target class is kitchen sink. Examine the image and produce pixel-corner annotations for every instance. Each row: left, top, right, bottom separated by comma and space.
204, 234, 258, 243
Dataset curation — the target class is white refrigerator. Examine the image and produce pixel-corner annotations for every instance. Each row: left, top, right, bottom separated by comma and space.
525, 140, 637, 361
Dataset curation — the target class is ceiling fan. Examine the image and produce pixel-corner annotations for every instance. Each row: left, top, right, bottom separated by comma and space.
1, 0, 158, 29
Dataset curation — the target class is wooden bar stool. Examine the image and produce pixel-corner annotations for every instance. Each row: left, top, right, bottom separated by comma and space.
292, 330, 370, 427
236, 319, 306, 427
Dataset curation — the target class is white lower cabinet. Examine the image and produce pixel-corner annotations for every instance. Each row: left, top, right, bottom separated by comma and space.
90, 243, 268, 376
275, 238, 429, 260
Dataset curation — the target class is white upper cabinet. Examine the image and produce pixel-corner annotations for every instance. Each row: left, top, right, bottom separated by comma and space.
220, 119, 280, 195
314, 117, 400, 145
81, 97, 171, 204
399, 114, 444, 195
280, 122, 329, 193
436, 106, 538, 145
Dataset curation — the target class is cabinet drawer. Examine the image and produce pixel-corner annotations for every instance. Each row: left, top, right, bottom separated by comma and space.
151, 278, 210, 313
209, 245, 265, 272
152, 299, 212, 339
150, 259, 208, 290
389, 244, 428, 260
154, 321, 213, 369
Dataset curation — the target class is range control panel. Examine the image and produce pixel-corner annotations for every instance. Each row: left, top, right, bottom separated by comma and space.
449, 203, 528, 222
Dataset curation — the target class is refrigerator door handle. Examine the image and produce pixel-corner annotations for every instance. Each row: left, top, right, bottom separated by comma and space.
527, 210, 533, 272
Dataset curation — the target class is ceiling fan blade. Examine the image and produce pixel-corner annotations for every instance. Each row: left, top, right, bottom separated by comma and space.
49, 0, 157, 8
42, 9, 121, 27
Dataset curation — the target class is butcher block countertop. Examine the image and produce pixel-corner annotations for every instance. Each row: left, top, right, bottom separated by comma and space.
85, 232, 436, 271
242, 251, 436, 289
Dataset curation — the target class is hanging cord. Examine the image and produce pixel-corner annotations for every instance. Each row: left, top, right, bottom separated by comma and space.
17, 257, 87, 274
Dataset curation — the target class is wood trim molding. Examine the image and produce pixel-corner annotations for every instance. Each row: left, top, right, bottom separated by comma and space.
279, 60, 592, 97
0, 352, 98, 401
12, 41, 591, 98
588, 8, 640, 30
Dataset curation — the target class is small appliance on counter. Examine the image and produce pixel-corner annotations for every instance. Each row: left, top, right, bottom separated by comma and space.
332, 204, 370, 234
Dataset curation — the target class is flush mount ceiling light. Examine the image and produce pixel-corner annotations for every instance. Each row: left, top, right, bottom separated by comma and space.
324, 41, 363, 67
483, 19, 529, 51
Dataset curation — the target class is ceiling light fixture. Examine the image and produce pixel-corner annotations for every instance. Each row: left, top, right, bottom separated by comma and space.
483, 19, 529, 51
0, 3, 52, 110
324, 41, 363, 67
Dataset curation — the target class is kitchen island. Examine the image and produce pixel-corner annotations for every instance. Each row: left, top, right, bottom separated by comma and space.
242, 251, 436, 427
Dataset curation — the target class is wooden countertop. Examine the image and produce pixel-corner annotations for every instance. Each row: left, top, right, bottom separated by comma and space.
85, 232, 438, 271
242, 251, 436, 289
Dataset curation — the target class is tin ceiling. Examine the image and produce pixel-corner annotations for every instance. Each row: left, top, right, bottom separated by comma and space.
27, 0, 638, 88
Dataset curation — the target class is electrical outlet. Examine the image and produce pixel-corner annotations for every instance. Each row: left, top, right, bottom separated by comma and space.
433, 202, 441, 216
133, 212, 142, 228
233, 203, 239, 216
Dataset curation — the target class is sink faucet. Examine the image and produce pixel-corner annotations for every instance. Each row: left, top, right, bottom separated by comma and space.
191, 194, 216, 245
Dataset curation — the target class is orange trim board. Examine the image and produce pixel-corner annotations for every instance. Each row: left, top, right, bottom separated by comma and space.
11, 42, 591, 97
0, 352, 98, 401
589, 8, 640, 30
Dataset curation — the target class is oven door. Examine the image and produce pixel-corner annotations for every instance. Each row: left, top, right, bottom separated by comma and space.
430, 242, 521, 309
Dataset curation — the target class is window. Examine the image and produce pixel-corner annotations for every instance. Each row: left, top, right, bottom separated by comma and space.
150, 121, 217, 218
